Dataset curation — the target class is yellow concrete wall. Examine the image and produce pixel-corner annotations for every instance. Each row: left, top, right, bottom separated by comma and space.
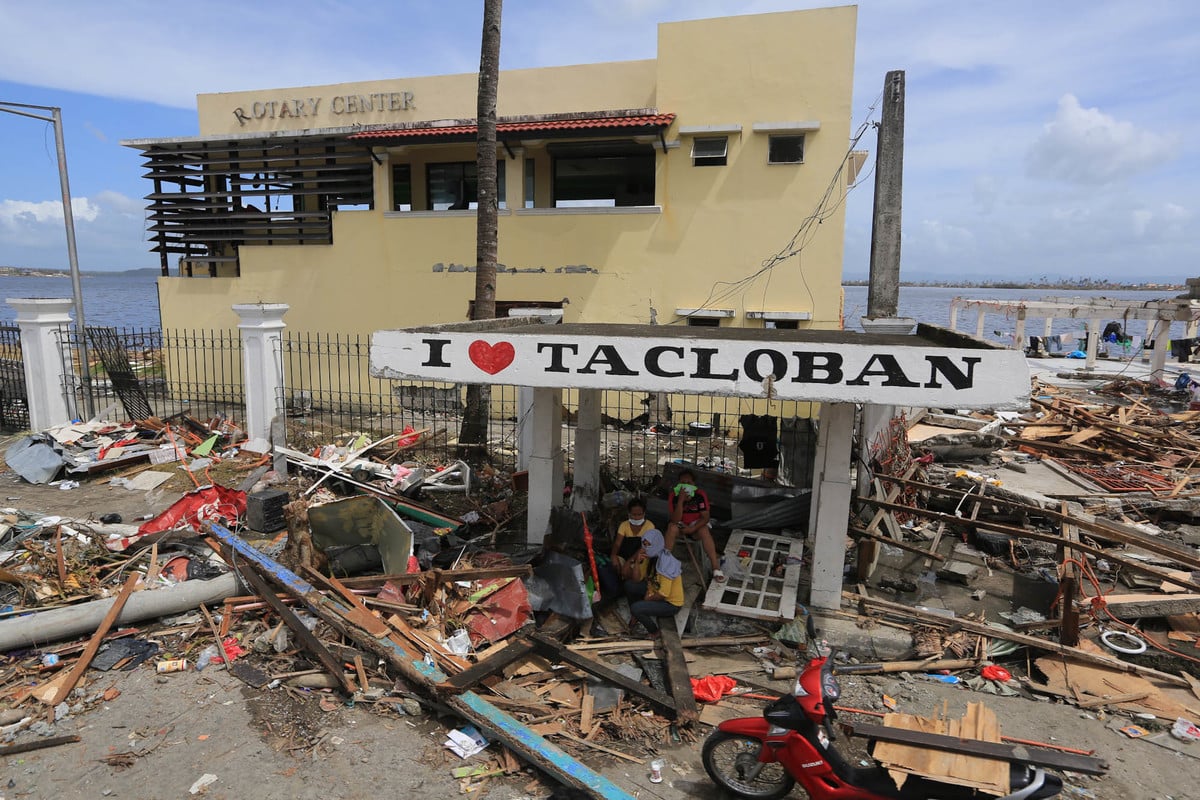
198, 60, 657, 135
162, 7, 857, 339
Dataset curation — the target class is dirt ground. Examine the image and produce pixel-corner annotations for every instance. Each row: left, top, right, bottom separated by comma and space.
0, 455, 1197, 800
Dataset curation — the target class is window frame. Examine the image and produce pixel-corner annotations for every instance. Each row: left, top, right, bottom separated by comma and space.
767, 134, 805, 165
690, 136, 729, 167
425, 159, 507, 211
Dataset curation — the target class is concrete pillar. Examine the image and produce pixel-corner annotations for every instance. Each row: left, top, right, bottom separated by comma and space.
975, 309, 986, 339
1149, 318, 1170, 377
233, 303, 288, 443
8, 298, 77, 430
525, 387, 563, 544
1085, 317, 1101, 369
517, 387, 534, 472
948, 300, 959, 332
571, 389, 602, 511
1142, 318, 1156, 363
855, 403, 889, 499
807, 402, 855, 611
866, 71, 905, 320
1013, 309, 1027, 352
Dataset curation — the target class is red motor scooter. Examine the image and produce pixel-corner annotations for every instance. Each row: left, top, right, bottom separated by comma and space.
701, 619, 1063, 800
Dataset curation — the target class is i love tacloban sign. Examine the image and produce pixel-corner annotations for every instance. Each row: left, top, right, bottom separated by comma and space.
370, 324, 1030, 409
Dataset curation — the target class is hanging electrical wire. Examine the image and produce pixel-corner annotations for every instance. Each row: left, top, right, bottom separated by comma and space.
671, 89, 885, 325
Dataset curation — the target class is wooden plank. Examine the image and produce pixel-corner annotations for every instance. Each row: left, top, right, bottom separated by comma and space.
658, 624, 699, 724
580, 691, 594, 733
234, 556, 358, 695
531, 634, 678, 719
47, 573, 140, 706
849, 526, 947, 561
1096, 593, 1200, 619
205, 522, 634, 800
849, 722, 1109, 775
441, 638, 537, 692
848, 592, 1191, 688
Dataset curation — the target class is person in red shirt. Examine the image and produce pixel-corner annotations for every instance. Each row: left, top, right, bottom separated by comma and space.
665, 469, 725, 582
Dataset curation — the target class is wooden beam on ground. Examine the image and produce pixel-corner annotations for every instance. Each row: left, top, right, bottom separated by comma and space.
846, 592, 1190, 688
567, 634, 767, 654
204, 522, 633, 800
861, 497, 1200, 593
47, 573, 140, 706
848, 526, 947, 562
1096, 593, 1200, 619
873, 473, 1200, 571
440, 637, 537, 692
222, 550, 358, 695
657, 625, 698, 724
335, 565, 533, 588
531, 633, 679, 719
846, 722, 1108, 775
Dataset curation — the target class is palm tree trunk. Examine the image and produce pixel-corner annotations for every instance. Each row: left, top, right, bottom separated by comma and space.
458, 0, 503, 459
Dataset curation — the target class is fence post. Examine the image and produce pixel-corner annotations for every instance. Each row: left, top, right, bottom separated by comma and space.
525, 387, 563, 545
570, 389, 601, 511
233, 303, 288, 443
7, 298, 76, 430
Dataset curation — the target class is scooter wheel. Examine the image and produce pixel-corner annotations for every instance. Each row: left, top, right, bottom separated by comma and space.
702, 731, 797, 800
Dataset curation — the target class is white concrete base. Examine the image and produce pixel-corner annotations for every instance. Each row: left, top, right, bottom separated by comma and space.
8, 298, 76, 430
234, 303, 288, 443
807, 402, 855, 610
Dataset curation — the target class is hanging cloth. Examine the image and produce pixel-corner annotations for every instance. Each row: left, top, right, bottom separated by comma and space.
738, 414, 779, 468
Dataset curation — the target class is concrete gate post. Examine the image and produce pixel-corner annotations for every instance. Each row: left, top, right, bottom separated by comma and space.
807, 402, 856, 611
570, 389, 602, 511
233, 303, 288, 444
8, 298, 77, 430
525, 387, 563, 544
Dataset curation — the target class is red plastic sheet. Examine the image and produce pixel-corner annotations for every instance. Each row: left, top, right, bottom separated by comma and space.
690, 675, 738, 703
138, 485, 246, 536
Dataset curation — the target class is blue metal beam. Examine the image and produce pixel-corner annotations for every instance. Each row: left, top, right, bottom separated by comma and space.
206, 522, 634, 800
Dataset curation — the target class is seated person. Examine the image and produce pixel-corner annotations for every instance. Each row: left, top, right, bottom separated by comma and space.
611, 498, 655, 567
622, 529, 684, 638
665, 469, 724, 582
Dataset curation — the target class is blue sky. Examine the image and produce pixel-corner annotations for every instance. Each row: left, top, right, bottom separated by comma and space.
0, 1, 1196, 282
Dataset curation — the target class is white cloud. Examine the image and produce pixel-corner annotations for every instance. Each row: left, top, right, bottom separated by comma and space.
1025, 94, 1180, 185
0, 197, 99, 228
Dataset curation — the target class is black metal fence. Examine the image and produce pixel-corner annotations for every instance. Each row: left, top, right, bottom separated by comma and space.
0, 324, 28, 431
49, 325, 816, 488
58, 326, 244, 426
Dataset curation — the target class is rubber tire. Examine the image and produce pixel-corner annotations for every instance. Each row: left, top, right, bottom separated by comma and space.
701, 730, 797, 800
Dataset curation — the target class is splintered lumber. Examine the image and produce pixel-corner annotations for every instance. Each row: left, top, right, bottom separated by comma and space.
231, 556, 358, 695
1096, 593, 1200, 620
847, 592, 1191, 688
47, 573, 140, 706
848, 525, 946, 561
861, 497, 1200, 594
336, 565, 533, 588
531, 633, 679, 719
848, 722, 1108, 775
567, 634, 766, 654
441, 638, 537, 692
873, 473, 1200, 572
657, 624, 698, 724
204, 522, 633, 800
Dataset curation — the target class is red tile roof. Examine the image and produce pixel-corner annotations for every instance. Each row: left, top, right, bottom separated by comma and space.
349, 113, 675, 140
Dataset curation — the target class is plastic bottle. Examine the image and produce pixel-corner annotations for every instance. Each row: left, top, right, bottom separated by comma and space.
195, 645, 219, 671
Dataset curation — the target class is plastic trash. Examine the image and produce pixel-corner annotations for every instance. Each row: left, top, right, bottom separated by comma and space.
921, 674, 960, 684
1171, 717, 1200, 742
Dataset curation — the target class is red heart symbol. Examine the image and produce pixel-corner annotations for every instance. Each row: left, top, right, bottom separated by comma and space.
468, 340, 515, 374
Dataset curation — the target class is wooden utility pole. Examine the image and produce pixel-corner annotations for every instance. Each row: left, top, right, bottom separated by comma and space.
866, 70, 905, 320
459, 0, 503, 457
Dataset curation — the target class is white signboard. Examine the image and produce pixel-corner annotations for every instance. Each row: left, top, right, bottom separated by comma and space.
370, 328, 1030, 409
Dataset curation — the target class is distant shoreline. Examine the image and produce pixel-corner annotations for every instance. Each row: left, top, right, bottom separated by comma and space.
0, 266, 1184, 292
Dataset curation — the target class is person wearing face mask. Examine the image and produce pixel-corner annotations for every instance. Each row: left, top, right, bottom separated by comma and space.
623, 528, 684, 638
611, 498, 656, 580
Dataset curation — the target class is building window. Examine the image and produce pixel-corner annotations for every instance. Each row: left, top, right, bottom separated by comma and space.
550, 141, 655, 208
426, 161, 506, 211
765, 319, 799, 329
768, 135, 805, 164
524, 158, 536, 208
392, 163, 412, 211
686, 317, 721, 328
691, 136, 728, 167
